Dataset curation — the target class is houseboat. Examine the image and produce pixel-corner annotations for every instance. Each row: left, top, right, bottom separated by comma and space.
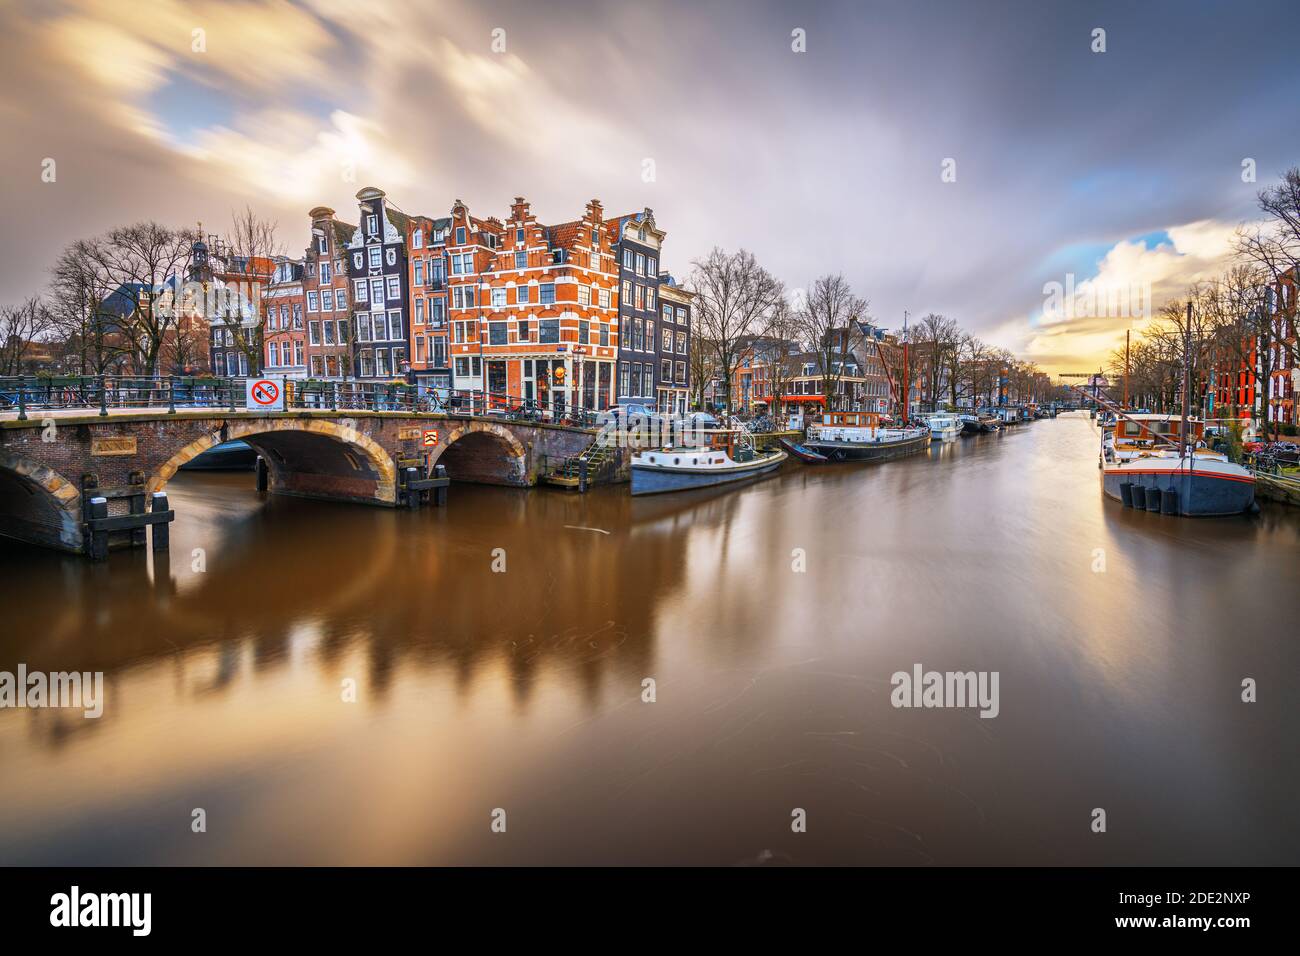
960, 412, 999, 434
1100, 414, 1254, 516
926, 412, 964, 440
803, 410, 930, 462
630, 427, 787, 495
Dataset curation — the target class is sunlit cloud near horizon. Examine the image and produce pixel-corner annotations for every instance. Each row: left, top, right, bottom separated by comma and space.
3, 0, 1299, 375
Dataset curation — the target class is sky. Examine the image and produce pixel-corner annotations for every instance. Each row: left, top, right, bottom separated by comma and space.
2, 0, 1298, 376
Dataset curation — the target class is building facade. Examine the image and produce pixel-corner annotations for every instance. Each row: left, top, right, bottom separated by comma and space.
346, 187, 410, 381
656, 276, 692, 414
605, 209, 663, 407
405, 214, 452, 393
262, 257, 306, 379
448, 196, 619, 412
302, 206, 356, 380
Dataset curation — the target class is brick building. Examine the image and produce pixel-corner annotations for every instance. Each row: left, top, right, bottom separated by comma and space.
656, 275, 692, 414
262, 257, 306, 378
447, 196, 619, 413
605, 209, 663, 408
303, 206, 356, 380
405, 214, 453, 394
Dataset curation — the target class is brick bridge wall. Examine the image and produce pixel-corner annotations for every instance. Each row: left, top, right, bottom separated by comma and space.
0, 410, 618, 554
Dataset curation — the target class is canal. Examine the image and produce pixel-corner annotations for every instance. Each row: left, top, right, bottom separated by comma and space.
1, 413, 1297, 865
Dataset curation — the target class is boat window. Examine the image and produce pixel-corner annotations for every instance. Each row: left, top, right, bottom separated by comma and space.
673, 458, 680, 465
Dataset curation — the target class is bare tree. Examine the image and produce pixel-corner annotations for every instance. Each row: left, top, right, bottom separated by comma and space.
89, 222, 194, 375
796, 273, 868, 411
913, 312, 960, 410
688, 248, 784, 415
758, 295, 802, 423
49, 238, 124, 374
0, 297, 54, 375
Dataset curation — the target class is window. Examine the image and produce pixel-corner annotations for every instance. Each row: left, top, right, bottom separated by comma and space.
662, 327, 672, 352
644, 320, 654, 352
367, 214, 378, 236
307, 291, 318, 312
578, 285, 590, 306
675, 360, 686, 384
676, 331, 687, 354
622, 279, 632, 304
619, 362, 629, 396
515, 251, 527, 269
388, 310, 402, 340
599, 324, 609, 347
336, 290, 346, 311
269, 342, 279, 367
295, 342, 304, 366
310, 355, 324, 377
320, 262, 331, 284
214, 353, 226, 376
489, 322, 507, 345
433, 337, 447, 367
323, 321, 335, 345
539, 318, 560, 343
370, 278, 384, 303
455, 226, 466, 245
386, 276, 401, 299
452, 286, 475, 309
317, 235, 328, 254
578, 319, 589, 344
368, 246, 381, 269
491, 288, 507, 308
677, 306, 688, 327
647, 257, 657, 275
354, 279, 368, 302
663, 305, 673, 324
373, 313, 388, 341
516, 228, 525, 244
636, 286, 645, 310
293, 303, 303, 328
356, 314, 371, 342
623, 249, 633, 269
646, 287, 655, 311
636, 253, 645, 275
415, 299, 425, 325
415, 260, 424, 285
540, 283, 555, 305
455, 356, 470, 378
360, 349, 374, 377
415, 336, 426, 362
338, 320, 348, 343
322, 290, 334, 311
518, 318, 532, 341
429, 299, 445, 327
413, 228, 423, 249
598, 289, 610, 309
517, 285, 530, 305
429, 258, 445, 284
308, 321, 321, 345
662, 359, 672, 382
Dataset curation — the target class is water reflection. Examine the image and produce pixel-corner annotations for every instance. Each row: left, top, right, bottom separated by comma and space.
0, 414, 1297, 865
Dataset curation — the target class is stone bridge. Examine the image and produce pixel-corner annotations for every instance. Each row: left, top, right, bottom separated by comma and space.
0, 408, 613, 555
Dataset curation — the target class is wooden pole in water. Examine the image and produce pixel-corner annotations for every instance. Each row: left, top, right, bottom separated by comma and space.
1181, 301, 1192, 460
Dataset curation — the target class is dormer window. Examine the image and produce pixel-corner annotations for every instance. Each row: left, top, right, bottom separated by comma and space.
413, 228, 423, 249
367, 214, 378, 236
317, 235, 328, 254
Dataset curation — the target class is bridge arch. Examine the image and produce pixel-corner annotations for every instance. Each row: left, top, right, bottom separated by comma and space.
432, 422, 529, 486
149, 418, 398, 505
0, 448, 83, 553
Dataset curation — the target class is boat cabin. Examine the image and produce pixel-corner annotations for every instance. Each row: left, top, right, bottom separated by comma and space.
815, 411, 883, 428
1111, 414, 1206, 447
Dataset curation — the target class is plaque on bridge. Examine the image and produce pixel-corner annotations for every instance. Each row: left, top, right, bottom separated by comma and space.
90, 437, 137, 457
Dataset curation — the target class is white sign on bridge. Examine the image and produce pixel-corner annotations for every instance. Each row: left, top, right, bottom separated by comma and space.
246, 378, 284, 412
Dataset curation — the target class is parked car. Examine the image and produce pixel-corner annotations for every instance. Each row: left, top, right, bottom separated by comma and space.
598, 403, 661, 428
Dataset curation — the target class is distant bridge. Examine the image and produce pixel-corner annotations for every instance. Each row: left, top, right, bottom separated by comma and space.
0, 376, 615, 556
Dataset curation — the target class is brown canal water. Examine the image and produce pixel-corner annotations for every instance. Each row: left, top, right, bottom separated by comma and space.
1, 413, 1297, 865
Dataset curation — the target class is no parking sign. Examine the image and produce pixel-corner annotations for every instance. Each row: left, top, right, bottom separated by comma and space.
246, 377, 284, 411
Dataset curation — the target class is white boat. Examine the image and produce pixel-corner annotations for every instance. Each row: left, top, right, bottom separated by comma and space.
926, 413, 963, 440
803, 411, 931, 462
630, 427, 786, 495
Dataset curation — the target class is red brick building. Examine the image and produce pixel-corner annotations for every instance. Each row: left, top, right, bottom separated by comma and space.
405, 214, 452, 393
447, 197, 620, 413
262, 257, 306, 378
302, 206, 356, 380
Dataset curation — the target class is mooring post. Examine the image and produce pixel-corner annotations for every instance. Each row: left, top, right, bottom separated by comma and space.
88, 496, 109, 562
129, 472, 147, 548
256, 456, 268, 493
151, 491, 170, 551
579, 458, 589, 494
434, 464, 448, 507
405, 466, 419, 509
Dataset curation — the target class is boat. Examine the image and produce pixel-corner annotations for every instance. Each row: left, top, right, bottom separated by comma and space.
926, 412, 963, 440
1102, 413, 1230, 465
630, 427, 787, 495
1102, 452, 1255, 516
179, 439, 258, 471
960, 413, 998, 434
779, 437, 830, 463
802, 410, 930, 462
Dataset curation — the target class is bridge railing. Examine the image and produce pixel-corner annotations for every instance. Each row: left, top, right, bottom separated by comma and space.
0, 375, 603, 429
